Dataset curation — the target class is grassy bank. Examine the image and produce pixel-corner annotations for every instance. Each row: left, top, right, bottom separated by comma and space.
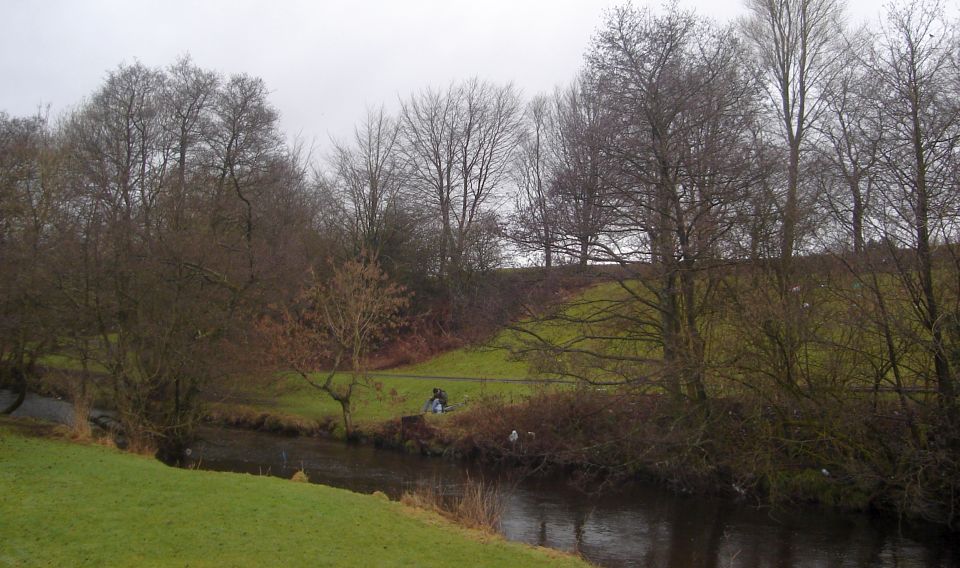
0, 420, 587, 567
214, 337, 551, 435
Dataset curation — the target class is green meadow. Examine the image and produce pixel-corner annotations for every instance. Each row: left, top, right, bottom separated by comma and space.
262, 340, 547, 429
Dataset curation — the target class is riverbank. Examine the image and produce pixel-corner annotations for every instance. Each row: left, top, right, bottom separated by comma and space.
21, 360, 960, 534
6, 394, 959, 566
345, 388, 960, 535
23, 323, 960, 534
0, 418, 588, 567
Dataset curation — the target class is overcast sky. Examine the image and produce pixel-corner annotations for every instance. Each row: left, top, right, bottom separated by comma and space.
2, 0, 887, 156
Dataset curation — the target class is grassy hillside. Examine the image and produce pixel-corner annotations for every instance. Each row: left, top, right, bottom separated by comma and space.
0, 420, 586, 568
258, 343, 545, 431
244, 314, 567, 430
38, 265, 946, 433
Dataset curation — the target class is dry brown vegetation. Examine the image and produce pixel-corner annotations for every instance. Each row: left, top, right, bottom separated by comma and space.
440, 387, 959, 527
400, 476, 505, 533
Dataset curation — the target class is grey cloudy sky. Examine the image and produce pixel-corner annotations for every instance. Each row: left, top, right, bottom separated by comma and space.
2, 0, 885, 155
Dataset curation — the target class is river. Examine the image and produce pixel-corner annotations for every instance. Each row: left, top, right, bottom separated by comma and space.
4, 390, 959, 567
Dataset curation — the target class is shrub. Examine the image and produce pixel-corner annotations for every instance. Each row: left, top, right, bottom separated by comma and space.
400, 476, 503, 533
291, 469, 310, 483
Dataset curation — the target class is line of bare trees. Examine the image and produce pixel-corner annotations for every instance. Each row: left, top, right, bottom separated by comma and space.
1, 1, 957, 509
0, 62, 532, 451
507, 0, 959, 407
0, 57, 320, 456
500, 0, 959, 524
321, 80, 525, 316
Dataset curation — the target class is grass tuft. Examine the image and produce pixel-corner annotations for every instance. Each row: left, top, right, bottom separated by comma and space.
290, 468, 310, 483
401, 476, 504, 533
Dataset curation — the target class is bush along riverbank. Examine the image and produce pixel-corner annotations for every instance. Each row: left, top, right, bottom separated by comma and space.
203, 402, 340, 437
0, 418, 588, 568
367, 387, 960, 532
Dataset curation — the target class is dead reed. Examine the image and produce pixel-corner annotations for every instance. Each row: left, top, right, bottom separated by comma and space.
400, 475, 504, 533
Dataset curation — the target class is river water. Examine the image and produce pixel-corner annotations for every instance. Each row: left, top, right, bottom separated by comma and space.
5, 390, 959, 567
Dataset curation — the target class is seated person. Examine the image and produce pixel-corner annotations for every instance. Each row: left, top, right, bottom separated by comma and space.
422, 387, 449, 413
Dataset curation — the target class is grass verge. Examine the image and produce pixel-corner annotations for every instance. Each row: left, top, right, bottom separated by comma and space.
0, 418, 587, 567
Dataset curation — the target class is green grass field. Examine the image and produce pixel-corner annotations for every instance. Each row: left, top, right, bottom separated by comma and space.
265, 340, 551, 429
0, 420, 586, 567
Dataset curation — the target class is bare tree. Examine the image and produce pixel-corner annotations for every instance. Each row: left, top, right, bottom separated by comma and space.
56, 61, 312, 456
162, 56, 219, 231
400, 85, 461, 278
741, 0, 846, 266
605, 6, 759, 401
508, 95, 559, 268
210, 73, 286, 287
551, 75, 617, 268
450, 79, 522, 275
267, 257, 408, 438
865, 0, 960, 411
329, 106, 414, 266
512, 6, 758, 402
0, 111, 62, 414
815, 33, 882, 254
401, 79, 522, 280
740, 0, 847, 392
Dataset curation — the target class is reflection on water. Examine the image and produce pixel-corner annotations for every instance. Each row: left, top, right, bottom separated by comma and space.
5, 390, 958, 567
186, 426, 959, 568
3, 390, 77, 424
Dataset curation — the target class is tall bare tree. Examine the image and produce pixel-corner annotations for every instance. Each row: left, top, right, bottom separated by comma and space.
450, 79, 522, 274
815, 33, 882, 254
603, 6, 759, 401
0, 111, 62, 414
865, 0, 960, 411
511, 6, 759, 402
330, 106, 410, 263
742, 0, 846, 266
508, 96, 559, 268
401, 79, 521, 281
741, 0, 847, 391
551, 75, 617, 268
400, 85, 462, 278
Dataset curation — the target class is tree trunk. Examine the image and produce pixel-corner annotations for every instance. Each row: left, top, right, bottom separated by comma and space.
340, 400, 355, 440
1, 367, 27, 415
578, 239, 589, 269
850, 173, 864, 255
910, 91, 955, 412
870, 271, 923, 446
680, 267, 707, 403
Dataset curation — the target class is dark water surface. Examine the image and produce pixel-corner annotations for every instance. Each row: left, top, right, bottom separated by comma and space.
5, 390, 959, 567
183, 425, 958, 568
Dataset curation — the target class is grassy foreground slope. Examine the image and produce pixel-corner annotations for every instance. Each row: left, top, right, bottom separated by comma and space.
0, 421, 585, 568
